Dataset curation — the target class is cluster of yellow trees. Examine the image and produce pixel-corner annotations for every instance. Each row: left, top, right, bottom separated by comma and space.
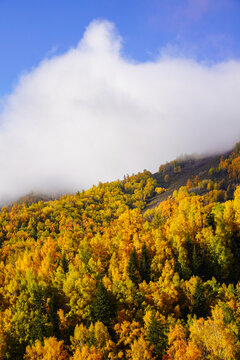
1, 148, 240, 359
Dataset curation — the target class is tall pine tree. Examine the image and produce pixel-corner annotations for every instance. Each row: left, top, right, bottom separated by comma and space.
61, 252, 69, 273
90, 281, 113, 328
192, 278, 206, 318
192, 245, 199, 275
127, 247, 140, 285
147, 311, 167, 360
140, 243, 151, 283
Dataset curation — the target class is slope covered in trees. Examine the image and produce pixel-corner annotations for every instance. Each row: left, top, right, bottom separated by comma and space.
1, 144, 240, 358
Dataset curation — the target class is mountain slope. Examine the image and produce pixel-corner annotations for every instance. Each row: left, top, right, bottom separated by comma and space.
1, 143, 240, 359
144, 146, 239, 211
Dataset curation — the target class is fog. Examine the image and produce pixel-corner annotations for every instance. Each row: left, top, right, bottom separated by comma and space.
0, 20, 240, 202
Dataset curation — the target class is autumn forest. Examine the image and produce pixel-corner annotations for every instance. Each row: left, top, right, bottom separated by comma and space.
2, 143, 240, 359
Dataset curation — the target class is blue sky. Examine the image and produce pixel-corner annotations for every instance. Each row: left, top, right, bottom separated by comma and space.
1, 0, 240, 97
1, 0, 240, 201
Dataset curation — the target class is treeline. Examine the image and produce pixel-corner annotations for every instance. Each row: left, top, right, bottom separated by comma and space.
1, 146, 240, 358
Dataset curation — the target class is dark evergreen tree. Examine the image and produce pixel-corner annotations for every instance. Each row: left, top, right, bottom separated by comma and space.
90, 281, 113, 328
207, 212, 216, 232
10, 283, 50, 359
147, 311, 167, 360
177, 251, 191, 280
61, 252, 69, 273
127, 247, 140, 285
140, 243, 151, 283
186, 234, 200, 275
192, 245, 199, 274
230, 230, 240, 284
29, 284, 50, 344
185, 234, 192, 256
48, 292, 60, 339
192, 278, 206, 318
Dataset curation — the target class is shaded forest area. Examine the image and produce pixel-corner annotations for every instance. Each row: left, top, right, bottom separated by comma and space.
1, 144, 240, 358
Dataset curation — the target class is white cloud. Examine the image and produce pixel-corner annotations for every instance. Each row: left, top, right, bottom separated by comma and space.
0, 19, 240, 202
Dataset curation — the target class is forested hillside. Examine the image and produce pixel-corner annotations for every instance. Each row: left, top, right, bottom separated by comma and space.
1, 144, 240, 359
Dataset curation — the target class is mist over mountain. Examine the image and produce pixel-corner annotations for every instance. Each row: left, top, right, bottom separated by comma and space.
1, 20, 240, 203
2, 140, 240, 358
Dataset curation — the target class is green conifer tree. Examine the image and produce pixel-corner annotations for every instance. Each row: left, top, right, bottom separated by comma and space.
140, 243, 151, 283
177, 251, 191, 280
185, 234, 192, 258
127, 247, 140, 285
61, 252, 69, 273
48, 292, 60, 339
147, 311, 167, 360
192, 245, 199, 274
192, 278, 206, 318
90, 281, 112, 328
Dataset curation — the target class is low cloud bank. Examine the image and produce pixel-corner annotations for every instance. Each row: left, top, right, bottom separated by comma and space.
0, 20, 240, 202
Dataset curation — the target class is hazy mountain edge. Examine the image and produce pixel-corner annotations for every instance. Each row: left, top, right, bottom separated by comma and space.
1, 142, 240, 358
10, 146, 235, 211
